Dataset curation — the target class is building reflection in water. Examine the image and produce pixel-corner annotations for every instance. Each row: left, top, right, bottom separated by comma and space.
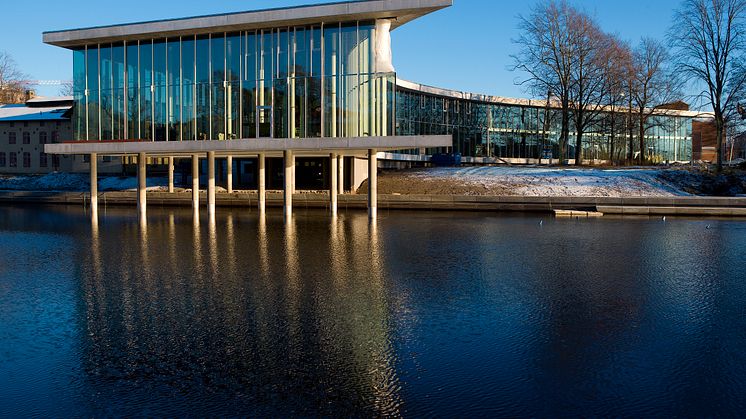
77, 208, 400, 416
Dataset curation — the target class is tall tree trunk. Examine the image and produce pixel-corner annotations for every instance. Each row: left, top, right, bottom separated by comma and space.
639, 113, 646, 165
575, 130, 584, 165
561, 101, 570, 165
716, 116, 724, 172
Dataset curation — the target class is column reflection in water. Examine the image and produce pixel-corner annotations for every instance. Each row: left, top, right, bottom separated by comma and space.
207, 212, 218, 282
317, 213, 402, 416
283, 215, 302, 351
77, 209, 405, 415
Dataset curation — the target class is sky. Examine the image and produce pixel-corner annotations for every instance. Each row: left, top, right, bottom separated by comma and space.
0, 0, 683, 98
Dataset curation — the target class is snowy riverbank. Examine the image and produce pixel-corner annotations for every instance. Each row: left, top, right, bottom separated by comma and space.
358, 166, 746, 197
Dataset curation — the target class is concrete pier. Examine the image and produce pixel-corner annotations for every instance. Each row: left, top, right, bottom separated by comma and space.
90, 153, 97, 218
226, 155, 233, 194
191, 154, 199, 212
258, 153, 266, 213
207, 151, 216, 217
284, 150, 293, 217
330, 152, 338, 216
137, 152, 146, 218
368, 149, 377, 219
168, 156, 174, 193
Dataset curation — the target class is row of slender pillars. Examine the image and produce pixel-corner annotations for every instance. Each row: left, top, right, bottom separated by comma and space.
89, 149, 378, 220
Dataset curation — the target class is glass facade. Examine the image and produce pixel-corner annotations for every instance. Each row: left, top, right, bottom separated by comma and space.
396, 87, 694, 162
72, 21, 395, 142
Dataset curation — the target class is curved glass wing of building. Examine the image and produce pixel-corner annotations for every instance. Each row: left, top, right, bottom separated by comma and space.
396, 83, 695, 163
72, 22, 395, 142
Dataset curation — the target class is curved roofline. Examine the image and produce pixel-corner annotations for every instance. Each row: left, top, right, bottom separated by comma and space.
396, 79, 714, 119
43, 0, 452, 48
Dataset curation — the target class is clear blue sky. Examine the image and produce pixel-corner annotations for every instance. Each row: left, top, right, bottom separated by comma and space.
1, 0, 682, 98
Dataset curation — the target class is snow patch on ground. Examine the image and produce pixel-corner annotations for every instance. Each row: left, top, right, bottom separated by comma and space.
392, 166, 691, 197
0, 173, 168, 192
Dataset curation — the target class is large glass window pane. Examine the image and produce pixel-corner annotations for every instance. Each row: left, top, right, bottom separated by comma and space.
139, 41, 153, 140
73, 48, 86, 93
277, 29, 289, 79
226, 33, 241, 139
196, 36, 210, 141
242, 85, 256, 138
227, 82, 240, 139
323, 24, 340, 137
226, 33, 241, 82
73, 48, 85, 140
258, 30, 273, 108
292, 76, 306, 138
112, 44, 125, 140
308, 27, 322, 137
167, 38, 180, 141
274, 78, 288, 138
293, 28, 309, 77
86, 45, 99, 140
242, 31, 257, 138
126, 42, 139, 139
182, 37, 195, 141
100, 45, 112, 140
211, 34, 225, 139
196, 84, 210, 140
358, 23, 374, 75
196, 35, 210, 85
153, 40, 167, 141
73, 91, 86, 141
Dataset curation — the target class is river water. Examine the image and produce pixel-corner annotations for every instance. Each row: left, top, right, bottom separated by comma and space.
1, 205, 745, 417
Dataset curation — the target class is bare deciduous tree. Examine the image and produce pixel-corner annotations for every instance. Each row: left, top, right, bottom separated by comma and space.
513, 0, 576, 164
0, 51, 29, 104
671, 0, 746, 170
602, 37, 634, 164
59, 81, 74, 96
569, 15, 613, 165
629, 38, 681, 164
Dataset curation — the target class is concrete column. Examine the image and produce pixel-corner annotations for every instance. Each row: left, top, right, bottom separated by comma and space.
258, 153, 266, 213
290, 153, 296, 195
137, 152, 147, 218
368, 149, 377, 219
207, 151, 216, 218
330, 152, 338, 216
337, 154, 344, 195
90, 153, 98, 218
168, 156, 174, 193
191, 154, 199, 212
284, 150, 293, 217
226, 155, 233, 194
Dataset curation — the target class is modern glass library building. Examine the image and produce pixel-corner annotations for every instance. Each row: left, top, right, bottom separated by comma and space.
70, 23, 396, 144
43, 0, 711, 218
43, 0, 453, 218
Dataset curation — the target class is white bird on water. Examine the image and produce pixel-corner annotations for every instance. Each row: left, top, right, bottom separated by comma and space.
663, 216, 667, 222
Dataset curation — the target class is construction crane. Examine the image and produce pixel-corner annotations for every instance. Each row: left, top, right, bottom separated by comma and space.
22, 80, 72, 86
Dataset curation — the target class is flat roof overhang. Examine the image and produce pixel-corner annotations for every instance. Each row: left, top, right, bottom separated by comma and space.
43, 135, 452, 158
43, 0, 452, 48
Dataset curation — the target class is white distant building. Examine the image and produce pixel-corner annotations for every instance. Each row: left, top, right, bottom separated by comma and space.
0, 96, 123, 174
